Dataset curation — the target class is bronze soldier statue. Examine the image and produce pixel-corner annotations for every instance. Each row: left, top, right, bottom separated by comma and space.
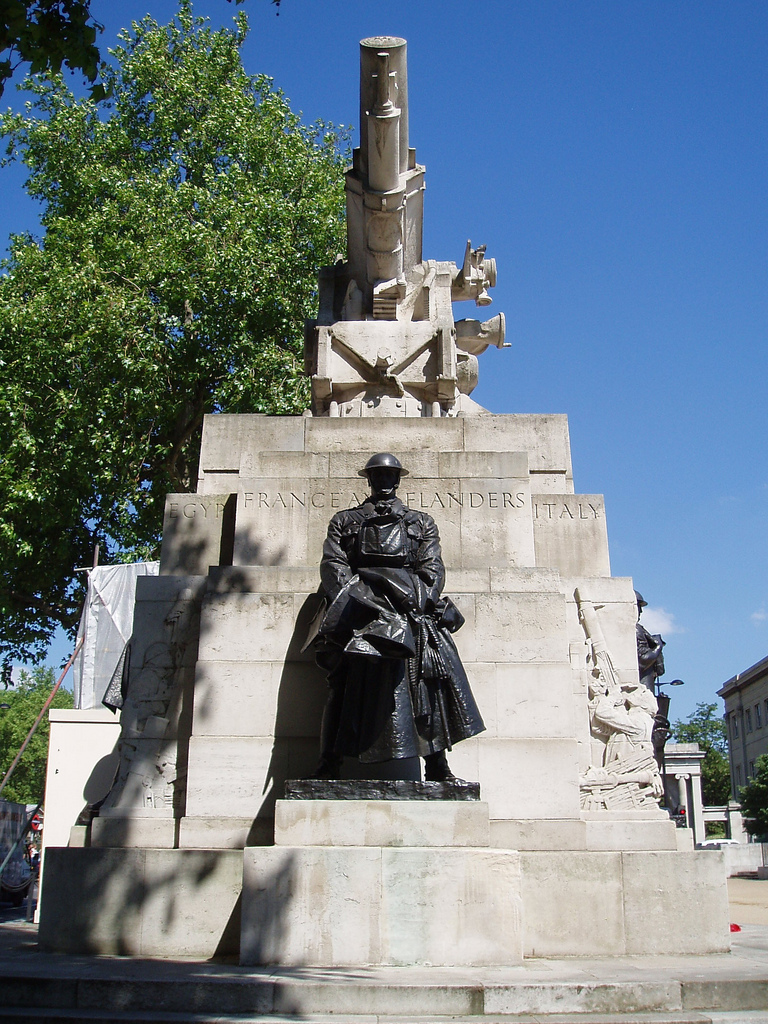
635, 590, 665, 690
635, 590, 670, 766
310, 453, 484, 782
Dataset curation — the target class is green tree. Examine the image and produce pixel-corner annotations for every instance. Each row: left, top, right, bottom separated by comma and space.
672, 701, 731, 806
0, 0, 283, 99
0, 0, 102, 99
0, 666, 73, 802
740, 754, 768, 839
0, 1, 347, 660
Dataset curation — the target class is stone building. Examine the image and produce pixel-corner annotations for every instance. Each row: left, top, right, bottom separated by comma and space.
718, 653, 768, 797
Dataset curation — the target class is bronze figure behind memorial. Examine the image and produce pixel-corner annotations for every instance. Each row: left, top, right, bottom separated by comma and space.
308, 453, 484, 782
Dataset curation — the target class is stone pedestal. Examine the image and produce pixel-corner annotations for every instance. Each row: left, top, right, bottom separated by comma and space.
38, 411, 730, 960
240, 799, 523, 967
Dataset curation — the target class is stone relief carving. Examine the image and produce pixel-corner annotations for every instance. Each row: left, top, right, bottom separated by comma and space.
575, 589, 663, 811
304, 37, 509, 419
99, 592, 199, 814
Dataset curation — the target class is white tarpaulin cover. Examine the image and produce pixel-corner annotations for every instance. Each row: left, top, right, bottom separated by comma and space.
72, 562, 159, 710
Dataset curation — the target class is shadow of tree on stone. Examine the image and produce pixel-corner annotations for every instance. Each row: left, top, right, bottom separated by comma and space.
259, 593, 327, 828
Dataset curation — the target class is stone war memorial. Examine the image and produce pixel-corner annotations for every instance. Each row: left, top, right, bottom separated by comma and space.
39, 36, 729, 966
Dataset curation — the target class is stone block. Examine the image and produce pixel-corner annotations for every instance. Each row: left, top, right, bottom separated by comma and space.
178, 816, 273, 849
159, 493, 235, 575
621, 850, 730, 954
485, 980, 681, 1016
39, 847, 242, 958
233, 480, 313, 565
198, 414, 304, 478
192, 660, 326, 739
532, 493, 610, 576
90, 815, 175, 849
197, 593, 298, 663
478, 738, 581, 819
463, 414, 572, 476
207, 565, 320, 595
304, 416, 465, 453
240, 450, 329, 478
241, 845, 383, 965
490, 566, 562, 592
380, 846, 522, 966
273, 799, 491, 847
520, 851, 626, 956
184, 736, 279, 819
240, 845, 523, 966
457, 477, 534, 568
444, 568, 491, 592
584, 814, 679, 851
495, 662, 576, 739
438, 450, 528, 478
473, 591, 569, 664
329, 449, 440, 479
491, 817, 587, 851
564, 575, 638, 676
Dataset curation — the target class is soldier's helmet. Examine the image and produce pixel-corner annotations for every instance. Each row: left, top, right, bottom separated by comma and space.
358, 452, 409, 478
634, 590, 647, 608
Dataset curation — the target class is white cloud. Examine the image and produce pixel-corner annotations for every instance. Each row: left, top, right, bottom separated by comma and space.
641, 606, 684, 635
751, 606, 768, 625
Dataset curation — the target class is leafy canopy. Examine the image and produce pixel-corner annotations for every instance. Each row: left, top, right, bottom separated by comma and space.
672, 701, 731, 806
0, 666, 73, 803
0, 1, 347, 660
0, 0, 285, 99
0, 0, 102, 100
740, 754, 768, 839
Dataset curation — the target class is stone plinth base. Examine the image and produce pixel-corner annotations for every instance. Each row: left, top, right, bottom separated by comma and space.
275, 798, 490, 847
38, 842, 729, 960
39, 847, 242, 958
582, 809, 680, 851
521, 849, 730, 956
284, 778, 480, 800
241, 843, 523, 967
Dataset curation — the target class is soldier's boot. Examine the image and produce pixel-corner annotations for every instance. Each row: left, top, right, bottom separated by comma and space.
423, 750, 459, 783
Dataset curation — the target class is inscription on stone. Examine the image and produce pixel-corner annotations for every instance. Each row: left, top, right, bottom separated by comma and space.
241, 490, 527, 511
168, 499, 229, 519
532, 500, 601, 520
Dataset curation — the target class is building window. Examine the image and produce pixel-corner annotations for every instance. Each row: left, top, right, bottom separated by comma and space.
746, 708, 753, 733
733, 714, 739, 738
757, 704, 763, 729
750, 761, 756, 778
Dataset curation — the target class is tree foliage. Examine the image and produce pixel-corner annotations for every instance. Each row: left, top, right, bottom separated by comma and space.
0, 1, 347, 660
0, 0, 102, 99
740, 754, 768, 839
672, 701, 731, 806
0, 666, 73, 803
0, 0, 284, 99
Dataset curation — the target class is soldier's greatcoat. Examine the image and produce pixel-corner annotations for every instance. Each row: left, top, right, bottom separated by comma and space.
315, 495, 484, 763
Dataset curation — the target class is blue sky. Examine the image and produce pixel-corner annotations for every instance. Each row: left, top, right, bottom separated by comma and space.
2, 0, 767, 723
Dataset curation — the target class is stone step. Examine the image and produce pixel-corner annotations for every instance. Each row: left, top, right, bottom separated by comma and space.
1, 972, 767, 1020
0, 1007, 756, 1023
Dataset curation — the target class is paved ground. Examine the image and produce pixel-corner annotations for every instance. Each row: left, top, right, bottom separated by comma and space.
728, 875, 768, 926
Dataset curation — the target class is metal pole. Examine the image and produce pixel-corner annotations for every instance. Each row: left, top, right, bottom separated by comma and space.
0, 637, 84, 800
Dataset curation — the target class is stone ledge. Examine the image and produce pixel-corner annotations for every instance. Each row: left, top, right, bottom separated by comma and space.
274, 798, 490, 847
284, 778, 480, 800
